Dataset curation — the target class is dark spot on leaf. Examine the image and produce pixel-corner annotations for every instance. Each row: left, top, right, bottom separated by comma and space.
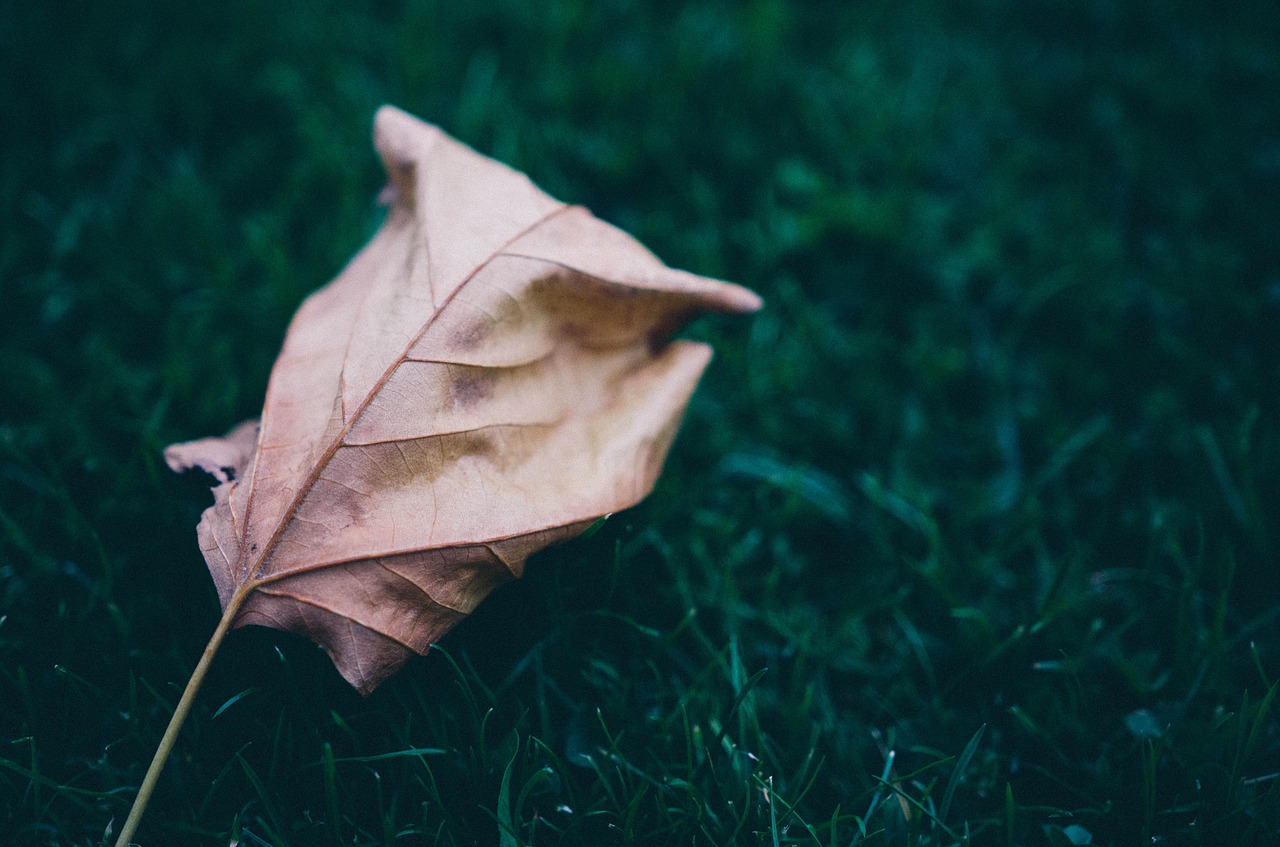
451, 317, 490, 350
451, 371, 493, 408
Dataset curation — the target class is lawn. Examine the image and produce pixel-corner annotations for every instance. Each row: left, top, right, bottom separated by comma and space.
3, 0, 1279, 844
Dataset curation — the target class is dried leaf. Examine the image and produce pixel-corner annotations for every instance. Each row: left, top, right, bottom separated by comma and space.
167, 106, 761, 695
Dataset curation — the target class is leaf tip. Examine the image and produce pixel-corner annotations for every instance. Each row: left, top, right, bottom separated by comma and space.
718, 283, 765, 315
164, 420, 260, 485
372, 105, 439, 210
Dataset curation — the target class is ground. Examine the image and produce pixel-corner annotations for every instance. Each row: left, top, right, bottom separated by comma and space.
2, 1, 1279, 844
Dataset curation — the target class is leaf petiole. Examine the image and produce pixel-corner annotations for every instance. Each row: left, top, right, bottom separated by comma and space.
113, 587, 248, 847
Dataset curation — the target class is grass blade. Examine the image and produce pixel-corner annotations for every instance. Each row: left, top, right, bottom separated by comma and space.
939, 724, 986, 824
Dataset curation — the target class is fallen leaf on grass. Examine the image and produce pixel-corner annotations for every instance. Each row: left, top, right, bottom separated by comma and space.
165, 105, 762, 694
118, 104, 758, 847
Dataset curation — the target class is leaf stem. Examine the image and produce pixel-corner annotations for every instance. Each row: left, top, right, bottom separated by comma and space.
114, 589, 247, 847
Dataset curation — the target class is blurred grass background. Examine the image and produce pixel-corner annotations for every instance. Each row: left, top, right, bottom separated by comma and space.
3, 0, 1279, 844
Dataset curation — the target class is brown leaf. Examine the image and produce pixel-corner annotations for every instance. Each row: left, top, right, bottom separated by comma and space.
166, 106, 761, 695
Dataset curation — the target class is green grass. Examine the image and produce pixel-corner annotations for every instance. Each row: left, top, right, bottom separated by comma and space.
3, 0, 1279, 844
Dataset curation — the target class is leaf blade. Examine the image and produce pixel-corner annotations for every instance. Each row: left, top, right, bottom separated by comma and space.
168, 105, 761, 695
